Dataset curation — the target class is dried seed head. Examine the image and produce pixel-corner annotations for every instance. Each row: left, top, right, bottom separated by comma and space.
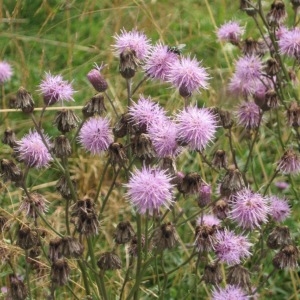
9, 274, 28, 300
0, 159, 23, 185
227, 265, 251, 289
119, 48, 140, 79
53, 135, 72, 158
212, 150, 227, 169
51, 258, 70, 286
213, 199, 229, 220
108, 142, 128, 167
113, 113, 133, 138
273, 245, 299, 269
61, 236, 84, 258
29, 246, 41, 259
178, 172, 202, 195
291, 0, 300, 9
97, 251, 122, 270
82, 93, 106, 118
266, 0, 287, 27
129, 234, 145, 257
194, 224, 219, 253
17, 226, 39, 250
19, 192, 48, 219
203, 262, 223, 285
264, 58, 279, 76
131, 133, 155, 161
267, 226, 292, 250
56, 176, 77, 200
49, 237, 63, 262
113, 221, 135, 244
240, 0, 256, 16
153, 222, 178, 251
242, 37, 265, 56
15, 86, 35, 113
2, 128, 17, 148
287, 101, 300, 127
54, 109, 80, 133
218, 109, 234, 129
220, 166, 244, 197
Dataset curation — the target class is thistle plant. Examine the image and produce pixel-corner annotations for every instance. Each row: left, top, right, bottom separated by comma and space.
0, 1, 300, 299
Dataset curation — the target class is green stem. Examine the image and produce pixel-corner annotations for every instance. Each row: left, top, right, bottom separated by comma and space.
25, 250, 32, 300
77, 260, 92, 298
263, 170, 279, 196
94, 159, 110, 204
105, 91, 119, 118
133, 214, 142, 300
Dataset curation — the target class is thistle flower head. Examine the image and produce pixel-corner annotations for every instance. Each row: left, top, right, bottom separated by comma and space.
125, 165, 174, 214
144, 42, 179, 81
78, 117, 113, 155
0, 61, 13, 84
167, 55, 210, 97
277, 149, 300, 175
175, 106, 217, 151
217, 21, 245, 44
112, 28, 151, 60
87, 63, 108, 92
16, 130, 52, 168
38, 72, 74, 105
212, 285, 249, 300
269, 196, 290, 222
236, 102, 261, 129
213, 229, 252, 265
230, 188, 269, 229
196, 214, 221, 227
278, 27, 300, 59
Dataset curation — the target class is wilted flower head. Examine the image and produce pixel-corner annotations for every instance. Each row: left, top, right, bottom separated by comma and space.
167, 55, 209, 97
212, 285, 249, 300
148, 118, 180, 158
279, 27, 300, 59
269, 196, 290, 222
19, 192, 48, 219
97, 252, 122, 271
230, 188, 269, 229
125, 165, 174, 214
277, 149, 300, 175
112, 28, 151, 60
266, 0, 287, 27
78, 117, 113, 154
217, 21, 244, 45
38, 72, 74, 105
16, 130, 52, 168
0, 61, 13, 84
273, 245, 299, 269
213, 230, 252, 265
203, 262, 223, 285
236, 102, 261, 129
128, 95, 167, 132
144, 42, 178, 81
176, 106, 217, 151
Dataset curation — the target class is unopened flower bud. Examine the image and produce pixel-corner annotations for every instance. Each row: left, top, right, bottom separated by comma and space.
87, 64, 108, 92
53, 135, 72, 157
97, 252, 122, 270
197, 183, 212, 207
15, 86, 35, 113
82, 93, 106, 118
54, 109, 80, 133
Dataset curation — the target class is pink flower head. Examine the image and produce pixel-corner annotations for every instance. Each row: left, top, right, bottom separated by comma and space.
78, 117, 113, 154
167, 55, 209, 97
277, 149, 300, 175
217, 21, 245, 44
112, 28, 151, 60
214, 229, 252, 265
86, 63, 108, 92
236, 102, 261, 129
148, 118, 180, 158
16, 130, 52, 168
269, 196, 291, 222
212, 285, 249, 300
198, 183, 212, 207
39, 72, 74, 105
128, 95, 167, 131
196, 214, 221, 227
175, 106, 217, 151
278, 27, 300, 59
230, 188, 269, 229
0, 61, 13, 84
274, 181, 289, 190
125, 165, 174, 214
144, 42, 179, 81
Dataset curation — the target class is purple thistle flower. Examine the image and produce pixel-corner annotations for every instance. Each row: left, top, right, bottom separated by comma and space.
16, 130, 52, 168
39, 72, 74, 105
86, 63, 108, 92
212, 285, 249, 300
278, 27, 300, 59
128, 95, 167, 131
78, 117, 113, 154
148, 118, 180, 158
144, 42, 179, 81
274, 181, 289, 190
196, 214, 221, 227
198, 183, 212, 207
125, 165, 174, 214
214, 230, 252, 265
277, 149, 300, 175
230, 188, 269, 229
236, 102, 261, 129
217, 21, 245, 44
0, 61, 13, 84
269, 196, 291, 222
175, 106, 217, 151
112, 28, 151, 60
167, 55, 209, 97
